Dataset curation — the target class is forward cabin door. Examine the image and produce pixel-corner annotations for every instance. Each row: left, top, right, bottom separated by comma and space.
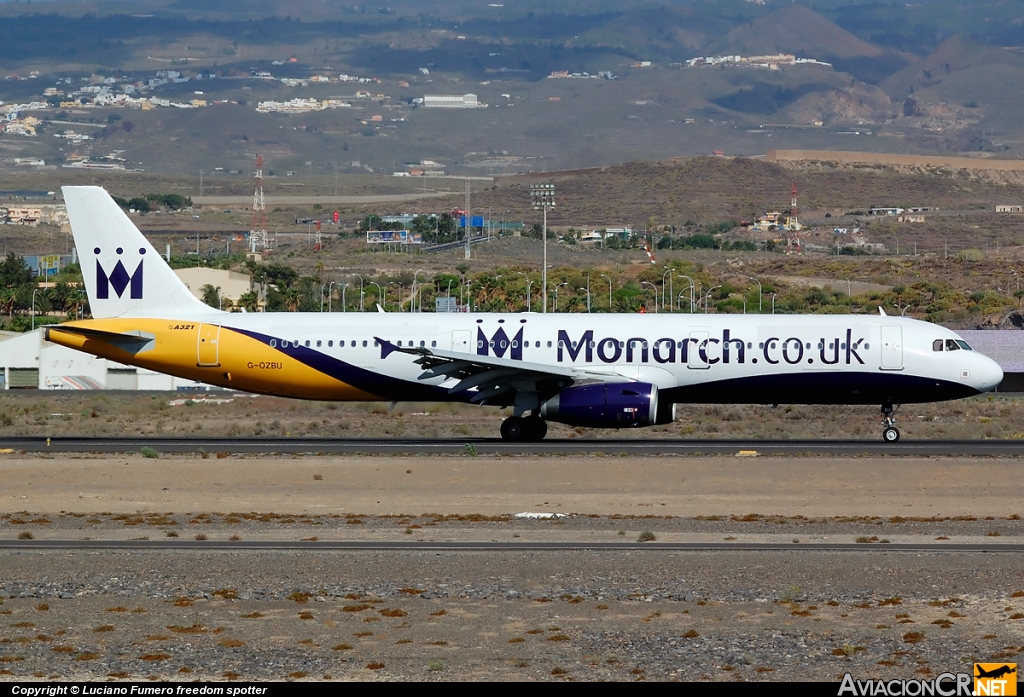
880, 325, 903, 370
197, 323, 221, 367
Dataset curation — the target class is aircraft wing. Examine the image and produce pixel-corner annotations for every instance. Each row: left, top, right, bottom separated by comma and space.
374, 336, 623, 405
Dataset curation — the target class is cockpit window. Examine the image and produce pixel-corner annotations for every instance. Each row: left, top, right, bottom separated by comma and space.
955, 340, 972, 350
933, 340, 943, 352
945, 339, 960, 351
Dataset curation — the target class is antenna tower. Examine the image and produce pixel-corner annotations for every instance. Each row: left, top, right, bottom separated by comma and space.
249, 154, 268, 254
786, 182, 802, 255
464, 178, 472, 260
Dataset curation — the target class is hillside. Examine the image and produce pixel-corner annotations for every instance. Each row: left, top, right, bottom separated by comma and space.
459, 156, 1024, 231
713, 4, 883, 61
879, 35, 1024, 137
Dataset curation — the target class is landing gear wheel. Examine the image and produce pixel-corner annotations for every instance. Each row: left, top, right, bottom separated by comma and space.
500, 416, 526, 441
880, 403, 901, 443
523, 415, 547, 441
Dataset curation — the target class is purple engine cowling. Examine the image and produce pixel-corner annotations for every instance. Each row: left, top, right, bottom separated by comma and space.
540, 382, 674, 428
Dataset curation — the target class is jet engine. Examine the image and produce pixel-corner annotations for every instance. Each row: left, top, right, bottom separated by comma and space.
539, 382, 675, 428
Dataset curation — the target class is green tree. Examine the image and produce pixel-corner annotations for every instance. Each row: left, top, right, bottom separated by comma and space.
199, 284, 221, 309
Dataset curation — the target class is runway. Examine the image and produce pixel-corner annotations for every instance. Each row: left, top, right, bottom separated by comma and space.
3, 436, 1024, 455
1, 540, 1021, 552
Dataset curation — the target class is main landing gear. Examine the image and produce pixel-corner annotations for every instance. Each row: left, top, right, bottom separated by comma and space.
881, 404, 900, 443
499, 414, 548, 442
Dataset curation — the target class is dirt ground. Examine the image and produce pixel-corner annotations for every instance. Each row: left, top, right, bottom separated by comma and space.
1, 452, 1023, 520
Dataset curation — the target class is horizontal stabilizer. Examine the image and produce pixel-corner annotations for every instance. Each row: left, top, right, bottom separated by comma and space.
46, 325, 155, 355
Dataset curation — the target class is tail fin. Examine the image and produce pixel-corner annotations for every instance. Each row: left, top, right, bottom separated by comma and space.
63, 186, 218, 319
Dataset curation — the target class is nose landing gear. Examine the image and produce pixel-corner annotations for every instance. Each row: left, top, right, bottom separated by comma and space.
881, 404, 900, 443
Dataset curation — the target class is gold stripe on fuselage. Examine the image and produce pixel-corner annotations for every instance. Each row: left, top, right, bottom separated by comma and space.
47, 319, 381, 401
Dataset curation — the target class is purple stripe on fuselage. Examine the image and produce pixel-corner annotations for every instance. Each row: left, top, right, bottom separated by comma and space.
228, 326, 455, 402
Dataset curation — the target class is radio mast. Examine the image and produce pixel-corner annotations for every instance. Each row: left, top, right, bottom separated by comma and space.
249, 154, 268, 254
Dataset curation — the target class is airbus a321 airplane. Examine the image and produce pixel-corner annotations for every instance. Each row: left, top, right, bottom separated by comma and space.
46, 186, 1003, 443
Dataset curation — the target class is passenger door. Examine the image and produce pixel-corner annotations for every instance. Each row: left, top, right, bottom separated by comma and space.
880, 325, 903, 371
197, 323, 221, 366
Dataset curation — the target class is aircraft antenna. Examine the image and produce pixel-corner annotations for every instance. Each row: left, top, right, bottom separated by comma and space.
250, 154, 268, 254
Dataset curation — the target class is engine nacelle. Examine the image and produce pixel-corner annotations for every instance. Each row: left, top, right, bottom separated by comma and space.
540, 382, 675, 429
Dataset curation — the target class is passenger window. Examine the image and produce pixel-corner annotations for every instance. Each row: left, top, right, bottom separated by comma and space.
933, 340, 943, 352
398, 341, 403, 347
431, 341, 437, 347
270, 339, 277, 348
304, 340, 310, 347
558, 341, 564, 348
547, 341, 552, 348
946, 339, 960, 351
316, 340, 322, 347
365, 340, 370, 347
420, 340, 425, 347
351, 340, 356, 347
477, 340, 484, 348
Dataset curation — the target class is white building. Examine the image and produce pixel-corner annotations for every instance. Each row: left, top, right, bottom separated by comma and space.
174, 268, 255, 307
421, 94, 484, 108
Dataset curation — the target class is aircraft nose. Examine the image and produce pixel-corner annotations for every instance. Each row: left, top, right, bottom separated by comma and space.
977, 354, 1004, 393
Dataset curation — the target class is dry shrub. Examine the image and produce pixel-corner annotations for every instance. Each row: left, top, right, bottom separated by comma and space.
140, 654, 171, 661
167, 624, 206, 634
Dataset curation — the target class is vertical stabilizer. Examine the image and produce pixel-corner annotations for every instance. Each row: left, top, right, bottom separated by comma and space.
63, 186, 218, 319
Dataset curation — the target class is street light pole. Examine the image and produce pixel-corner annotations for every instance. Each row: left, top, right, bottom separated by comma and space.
530, 183, 555, 313
705, 285, 721, 314
553, 282, 569, 312
600, 274, 612, 312
328, 281, 337, 312
749, 276, 762, 313
31, 288, 39, 331
678, 275, 694, 312
340, 283, 348, 313
640, 281, 657, 313
578, 287, 591, 312
516, 271, 531, 312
